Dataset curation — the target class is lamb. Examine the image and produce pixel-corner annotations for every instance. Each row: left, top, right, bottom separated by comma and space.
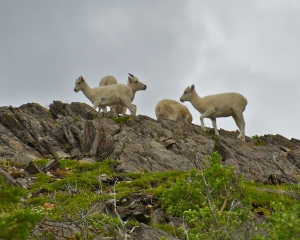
180, 84, 247, 141
155, 99, 193, 123
74, 76, 136, 116
99, 73, 147, 115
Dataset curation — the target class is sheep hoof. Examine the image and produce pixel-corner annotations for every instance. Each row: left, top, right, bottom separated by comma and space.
237, 135, 245, 141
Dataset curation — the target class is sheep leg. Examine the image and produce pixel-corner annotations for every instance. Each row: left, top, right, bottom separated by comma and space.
93, 102, 100, 110
114, 104, 123, 115
93, 102, 104, 115
199, 115, 207, 131
200, 109, 216, 132
232, 111, 246, 141
121, 106, 127, 115
211, 118, 220, 136
121, 105, 135, 115
120, 98, 136, 116
93, 103, 104, 117
110, 105, 118, 116
101, 107, 107, 113
232, 114, 241, 131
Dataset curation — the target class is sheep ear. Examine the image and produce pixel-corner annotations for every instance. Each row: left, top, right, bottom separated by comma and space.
80, 76, 85, 83
128, 76, 132, 82
128, 73, 134, 78
191, 84, 195, 90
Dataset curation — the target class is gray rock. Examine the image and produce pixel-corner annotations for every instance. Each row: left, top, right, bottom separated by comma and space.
152, 208, 167, 224
0, 101, 299, 183
25, 161, 42, 174
133, 223, 180, 240
0, 168, 22, 187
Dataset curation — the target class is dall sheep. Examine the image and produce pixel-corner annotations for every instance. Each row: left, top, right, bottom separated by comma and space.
74, 76, 136, 116
180, 84, 247, 141
99, 73, 146, 115
155, 99, 193, 123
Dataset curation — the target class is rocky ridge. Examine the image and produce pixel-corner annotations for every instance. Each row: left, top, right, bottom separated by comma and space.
0, 101, 299, 184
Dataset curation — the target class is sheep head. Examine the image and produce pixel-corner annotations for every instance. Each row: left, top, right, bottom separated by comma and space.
128, 73, 147, 91
74, 76, 85, 92
180, 85, 195, 102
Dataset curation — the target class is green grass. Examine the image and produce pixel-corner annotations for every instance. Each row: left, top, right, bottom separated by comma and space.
0, 159, 27, 169
111, 116, 131, 124
119, 170, 186, 197
1, 156, 300, 239
252, 135, 266, 146
28, 191, 110, 221
242, 181, 296, 211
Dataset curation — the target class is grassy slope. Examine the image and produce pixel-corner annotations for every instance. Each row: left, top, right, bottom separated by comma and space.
0, 157, 299, 239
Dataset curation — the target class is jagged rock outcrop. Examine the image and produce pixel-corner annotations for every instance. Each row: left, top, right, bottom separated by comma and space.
0, 101, 300, 183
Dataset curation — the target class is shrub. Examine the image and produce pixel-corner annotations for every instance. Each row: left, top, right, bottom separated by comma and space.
0, 177, 41, 240
252, 135, 265, 146
254, 202, 300, 240
111, 116, 130, 124
161, 152, 256, 240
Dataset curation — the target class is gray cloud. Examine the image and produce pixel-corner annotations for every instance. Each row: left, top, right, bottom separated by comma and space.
1, 0, 299, 139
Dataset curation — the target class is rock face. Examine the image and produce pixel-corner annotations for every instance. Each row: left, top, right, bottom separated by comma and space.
0, 101, 300, 183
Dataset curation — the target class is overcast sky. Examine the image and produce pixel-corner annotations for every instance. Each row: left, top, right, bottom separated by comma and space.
1, 1, 299, 140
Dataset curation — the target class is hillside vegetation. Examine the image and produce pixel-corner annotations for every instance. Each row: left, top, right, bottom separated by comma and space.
1, 152, 300, 239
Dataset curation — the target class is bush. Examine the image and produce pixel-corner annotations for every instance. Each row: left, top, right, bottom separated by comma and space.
254, 202, 300, 240
161, 152, 256, 240
0, 177, 41, 240
252, 135, 265, 146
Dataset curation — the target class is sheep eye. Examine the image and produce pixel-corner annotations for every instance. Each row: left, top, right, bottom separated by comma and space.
135, 81, 138, 83
78, 82, 81, 85
184, 91, 187, 94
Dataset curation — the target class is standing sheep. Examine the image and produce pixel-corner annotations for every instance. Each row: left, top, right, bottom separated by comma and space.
155, 99, 193, 123
99, 73, 147, 115
180, 84, 247, 141
74, 76, 136, 116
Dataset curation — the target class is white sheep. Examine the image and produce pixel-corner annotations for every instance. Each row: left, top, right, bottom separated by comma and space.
155, 99, 193, 123
99, 73, 147, 115
180, 84, 247, 141
74, 76, 136, 116
99, 75, 118, 86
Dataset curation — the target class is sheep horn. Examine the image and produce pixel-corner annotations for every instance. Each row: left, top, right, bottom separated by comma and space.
128, 73, 134, 77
